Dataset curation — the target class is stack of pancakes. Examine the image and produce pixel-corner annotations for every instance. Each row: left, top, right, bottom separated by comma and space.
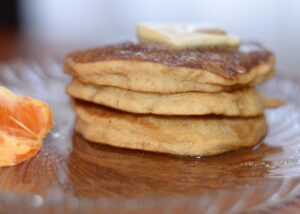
65, 42, 281, 156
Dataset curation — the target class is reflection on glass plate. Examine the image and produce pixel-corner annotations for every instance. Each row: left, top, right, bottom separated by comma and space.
0, 58, 300, 213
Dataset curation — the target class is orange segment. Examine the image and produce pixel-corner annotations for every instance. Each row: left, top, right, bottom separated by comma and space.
0, 86, 53, 167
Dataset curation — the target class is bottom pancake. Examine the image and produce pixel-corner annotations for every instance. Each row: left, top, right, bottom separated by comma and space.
72, 100, 267, 156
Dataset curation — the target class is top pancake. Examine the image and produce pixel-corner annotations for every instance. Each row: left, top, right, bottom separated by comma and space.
65, 42, 275, 93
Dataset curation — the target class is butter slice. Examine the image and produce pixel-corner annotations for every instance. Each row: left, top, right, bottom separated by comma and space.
137, 23, 240, 49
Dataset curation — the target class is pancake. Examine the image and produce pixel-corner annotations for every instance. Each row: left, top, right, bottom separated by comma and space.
72, 100, 267, 156
65, 42, 275, 93
67, 79, 282, 116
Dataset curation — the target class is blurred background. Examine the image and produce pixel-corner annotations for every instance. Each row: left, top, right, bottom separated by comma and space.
0, 0, 299, 75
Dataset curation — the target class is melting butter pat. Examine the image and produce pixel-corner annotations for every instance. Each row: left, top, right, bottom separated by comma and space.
137, 23, 240, 49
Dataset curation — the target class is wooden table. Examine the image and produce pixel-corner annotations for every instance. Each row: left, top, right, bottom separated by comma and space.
0, 30, 20, 61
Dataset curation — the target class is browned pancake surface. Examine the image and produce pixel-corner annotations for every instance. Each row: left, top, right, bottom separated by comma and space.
67, 42, 274, 80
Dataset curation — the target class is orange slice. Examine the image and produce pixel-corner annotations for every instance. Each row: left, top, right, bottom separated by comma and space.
0, 86, 53, 167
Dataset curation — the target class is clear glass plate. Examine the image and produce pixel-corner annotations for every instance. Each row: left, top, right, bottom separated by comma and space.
0, 57, 300, 213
